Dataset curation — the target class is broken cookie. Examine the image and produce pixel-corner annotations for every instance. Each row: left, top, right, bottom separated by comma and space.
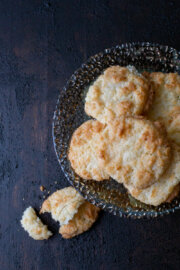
21, 206, 52, 240
40, 187, 100, 238
60, 201, 100, 239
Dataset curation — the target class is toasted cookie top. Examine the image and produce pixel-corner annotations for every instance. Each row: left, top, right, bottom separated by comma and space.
21, 207, 52, 240
125, 144, 180, 206
95, 116, 171, 189
68, 120, 109, 181
166, 184, 180, 203
40, 187, 85, 225
144, 72, 180, 145
59, 201, 100, 239
85, 66, 152, 124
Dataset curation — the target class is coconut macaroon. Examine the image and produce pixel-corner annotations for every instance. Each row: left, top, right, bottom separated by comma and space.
125, 144, 180, 206
144, 72, 180, 145
68, 120, 109, 181
60, 201, 100, 239
40, 187, 85, 225
21, 207, 52, 240
85, 66, 153, 124
95, 116, 171, 189
40, 187, 100, 238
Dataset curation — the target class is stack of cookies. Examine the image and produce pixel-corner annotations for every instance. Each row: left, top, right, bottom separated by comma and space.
68, 66, 180, 206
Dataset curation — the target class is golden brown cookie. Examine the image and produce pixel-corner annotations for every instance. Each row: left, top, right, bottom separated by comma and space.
144, 72, 180, 145
166, 184, 180, 203
40, 187, 100, 239
59, 201, 100, 239
95, 116, 171, 189
21, 207, 52, 240
40, 187, 85, 225
85, 66, 153, 124
68, 120, 109, 181
125, 144, 180, 206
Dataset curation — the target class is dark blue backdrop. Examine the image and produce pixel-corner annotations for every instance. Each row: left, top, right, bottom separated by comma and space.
0, 1, 180, 269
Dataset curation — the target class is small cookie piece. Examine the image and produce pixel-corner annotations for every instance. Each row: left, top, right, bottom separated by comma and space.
85, 66, 153, 124
40, 187, 85, 225
21, 207, 52, 240
59, 201, 100, 239
125, 144, 180, 206
144, 72, 180, 145
68, 120, 109, 181
95, 116, 171, 189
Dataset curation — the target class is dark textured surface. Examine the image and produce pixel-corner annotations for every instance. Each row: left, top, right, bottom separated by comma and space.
0, 1, 180, 270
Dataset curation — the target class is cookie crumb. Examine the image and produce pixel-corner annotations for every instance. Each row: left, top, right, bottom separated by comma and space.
40, 185, 45, 192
